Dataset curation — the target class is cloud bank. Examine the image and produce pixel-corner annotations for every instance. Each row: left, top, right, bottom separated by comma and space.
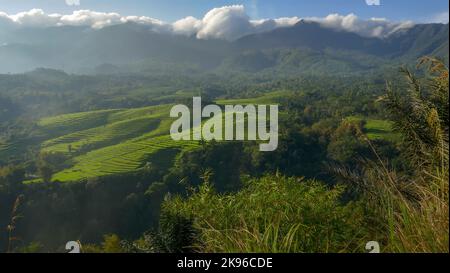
0, 5, 417, 40
429, 11, 449, 24
172, 5, 302, 40
307, 13, 414, 38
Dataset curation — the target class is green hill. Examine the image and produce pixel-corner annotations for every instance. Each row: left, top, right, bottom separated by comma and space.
27, 104, 200, 182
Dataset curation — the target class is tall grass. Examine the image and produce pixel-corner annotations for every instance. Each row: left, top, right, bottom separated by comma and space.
163, 175, 368, 253
353, 138, 449, 252
6, 195, 24, 253
349, 57, 449, 253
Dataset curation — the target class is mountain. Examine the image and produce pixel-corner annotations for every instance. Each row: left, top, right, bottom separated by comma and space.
234, 20, 383, 53
0, 21, 448, 74
234, 21, 449, 59
222, 21, 448, 73
0, 23, 231, 74
387, 23, 449, 60
69, 23, 230, 71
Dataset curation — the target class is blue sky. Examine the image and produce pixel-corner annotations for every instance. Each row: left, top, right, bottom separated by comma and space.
0, 0, 448, 23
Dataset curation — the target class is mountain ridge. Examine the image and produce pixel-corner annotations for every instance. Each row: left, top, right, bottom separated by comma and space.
0, 21, 448, 74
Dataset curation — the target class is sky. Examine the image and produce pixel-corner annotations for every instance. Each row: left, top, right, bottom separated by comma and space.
0, 1, 448, 41
0, 0, 448, 23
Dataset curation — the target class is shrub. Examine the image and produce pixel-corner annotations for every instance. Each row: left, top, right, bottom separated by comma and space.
162, 175, 368, 253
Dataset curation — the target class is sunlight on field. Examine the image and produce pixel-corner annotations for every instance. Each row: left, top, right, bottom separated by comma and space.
29, 104, 200, 182
346, 116, 400, 142
52, 135, 199, 182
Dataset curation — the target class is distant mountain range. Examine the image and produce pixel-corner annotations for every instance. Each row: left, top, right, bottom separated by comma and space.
236, 20, 449, 58
0, 21, 448, 75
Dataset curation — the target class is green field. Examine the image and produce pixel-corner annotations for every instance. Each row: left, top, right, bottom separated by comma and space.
0, 138, 32, 162
52, 135, 199, 181
346, 116, 400, 142
0, 141, 9, 156
24, 104, 201, 182
38, 109, 122, 136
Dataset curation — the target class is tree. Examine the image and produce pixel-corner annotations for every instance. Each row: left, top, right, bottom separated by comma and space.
327, 120, 368, 164
0, 165, 25, 195
36, 152, 67, 183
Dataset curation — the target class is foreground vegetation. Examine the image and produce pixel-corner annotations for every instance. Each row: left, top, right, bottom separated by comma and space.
162, 175, 367, 253
0, 57, 448, 253
363, 58, 449, 252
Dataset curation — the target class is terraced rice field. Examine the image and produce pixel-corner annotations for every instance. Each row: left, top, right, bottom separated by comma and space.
38, 109, 122, 136
0, 141, 8, 151
31, 104, 200, 182
22, 91, 286, 182
52, 135, 199, 181
0, 141, 9, 158
41, 116, 162, 154
0, 140, 28, 161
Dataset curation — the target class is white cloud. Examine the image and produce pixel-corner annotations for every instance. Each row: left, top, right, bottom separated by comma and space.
172, 16, 202, 36
65, 0, 80, 6
306, 13, 414, 38
0, 6, 415, 40
0, 9, 168, 30
173, 5, 300, 40
250, 17, 301, 33
0, 11, 13, 26
60, 10, 121, 28
7, 9, 61, 28
428, 11, 449, 24
196, 5, 253, 40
